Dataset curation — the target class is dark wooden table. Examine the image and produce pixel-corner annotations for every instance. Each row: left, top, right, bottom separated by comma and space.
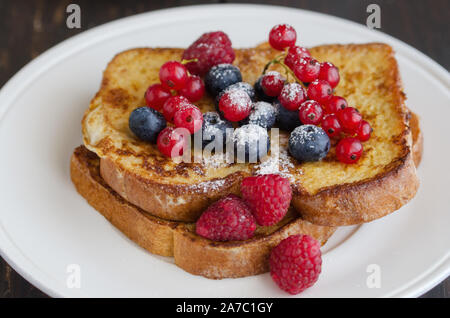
0, 0, 448, 298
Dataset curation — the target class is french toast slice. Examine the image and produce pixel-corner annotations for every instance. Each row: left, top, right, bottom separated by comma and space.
82, 43, 419, 226
70, 146, 336, 278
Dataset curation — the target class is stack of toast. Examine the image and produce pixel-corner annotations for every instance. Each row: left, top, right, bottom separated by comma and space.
71, 42, 422, 279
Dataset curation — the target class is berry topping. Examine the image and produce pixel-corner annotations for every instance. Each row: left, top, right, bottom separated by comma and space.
205, 64, 242, 97
307, 79, 333, 104
278, 82, 307, 111
254, 76, 275, 102
173, 104, 203, 134
196, 195, 256, 241
241, 174, 292, 226
159, 61, 188, 90
216, 81, 256, 105
178, 75, 205, 102
144, 84, 171, 111
129, 107, 166, 143
336, 137, 363, 164
162, 95, 191, 123
261, 71, 286, 97
284, 46, 311, 69
321, 114, 342, 138
324, 95, 348, 114
270, 235, 322, 295
240, 101, 277, 129
268, 24, 297, 50
197, 112, 233, 149
157, 127, 188, 158
289, 125, 330, 162
318, 62, 340, 88
275, 100, 302, 131
218, 89, 252, 122
292, 58, 320, 83
356, 120, 373, 142
182, 31, 235, 76
337, 107, 363, 133
233, 124, 270, 162
298, 100, 324, 125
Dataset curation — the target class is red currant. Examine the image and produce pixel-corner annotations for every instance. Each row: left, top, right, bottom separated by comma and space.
159, 61, 188, 90
284, 46, 311, 69
292, 58, 320, 83
299, 100, 323, 125
307, 79, 333, 104
336, 138, 363, 164
321, 114, 342, 138
337, 107, 363, 133
278, 83, 307, 111
318, 62, 340, 88
162, 95, 190, 123
219, 90, 252, 122
178, 75, 205, 102
173, 104, 203, 134
144, 84, 171, 111
356, 120, 373, 141
157, 127, 188, 158
268, 24, 297, 51
261, 71, 285, 97
324, 96, 348, 114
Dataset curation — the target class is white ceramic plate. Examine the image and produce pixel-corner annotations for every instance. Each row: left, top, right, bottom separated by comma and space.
0, 4, 448, 298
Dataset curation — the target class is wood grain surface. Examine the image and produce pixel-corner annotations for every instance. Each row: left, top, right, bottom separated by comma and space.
0, 0, 448, 298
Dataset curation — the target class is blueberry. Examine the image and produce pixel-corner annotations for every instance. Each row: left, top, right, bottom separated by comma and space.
205, 64, 242, 97
275, 99, 302, 131
288, 125, 330, 162
239, 101, 277, 129
195, 112, 233, 149
254, 76, 275, 103
233, 124, 270, 163
129, 107, 166, 143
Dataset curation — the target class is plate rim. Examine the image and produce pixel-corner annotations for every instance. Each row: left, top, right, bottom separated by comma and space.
0, 3, 448, 298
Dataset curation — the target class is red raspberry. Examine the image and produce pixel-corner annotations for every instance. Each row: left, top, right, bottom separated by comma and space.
336, 137, 363, 164
219, 89, 252, 122
321, 114, 342, 138
173, 104, 203, 134
156, 127, 188, 158
178, 75, 205, 102
356, 120, 373, 141
284, 46, 311, 69
318, 62, 340, 88
196, 195, 256, 241
270, 235, 322, 295
307, 79, 333, 104
324, 95, 347, 114
261, 71, 286, 97
182, 31, 235, 76
292, 58, 320, 83
268, 24, 297, 51
337, 107, 362, 133
162, 95, 190, 123
278, 83, 307, 111
299, 100, 323, 125
145, 84, 171, 111
241, 174, 292, 226
159, 61, 188, 90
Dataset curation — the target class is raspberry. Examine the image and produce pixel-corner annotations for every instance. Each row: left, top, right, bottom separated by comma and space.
241, 174, 292, 226
182, 31, 235, 76
196, 195, 256, 241
270, 235, 322, 295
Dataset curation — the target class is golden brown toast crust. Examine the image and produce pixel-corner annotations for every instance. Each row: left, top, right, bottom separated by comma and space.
70, 146, 336, 278
83, 43, 420, 226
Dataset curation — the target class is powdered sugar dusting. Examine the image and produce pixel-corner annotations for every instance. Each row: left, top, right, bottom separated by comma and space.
255, 150, 295, 182
190, 178, 226, 193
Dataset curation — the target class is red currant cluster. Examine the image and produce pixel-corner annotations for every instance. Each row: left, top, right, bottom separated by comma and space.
144, 61, 207, 158
263, 24, 373, 164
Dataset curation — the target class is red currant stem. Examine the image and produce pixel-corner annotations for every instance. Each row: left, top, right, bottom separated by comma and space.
262, 55, 306, 89
180, 58, 198, 64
